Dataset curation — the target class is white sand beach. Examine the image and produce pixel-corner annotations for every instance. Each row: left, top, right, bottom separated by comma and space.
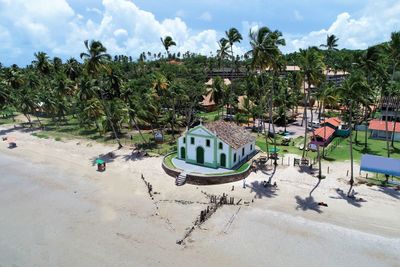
0, 126, 399, 267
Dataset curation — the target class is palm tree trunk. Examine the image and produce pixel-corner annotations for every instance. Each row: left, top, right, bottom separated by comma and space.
347, 103, 354, 197
385, 97, 391, 157
271, 72, 277, 165
364, 106, 369, 150
132, 117, 149, 146
24, 113, 33, 128
100, 97, 122, 149
391, 99, 399, 148
302, 89, 309, 159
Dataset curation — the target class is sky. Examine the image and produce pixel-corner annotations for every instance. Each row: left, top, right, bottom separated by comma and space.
0, 0, 399, 66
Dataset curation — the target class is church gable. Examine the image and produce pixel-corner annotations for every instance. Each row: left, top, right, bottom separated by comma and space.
188, 126, 215, 138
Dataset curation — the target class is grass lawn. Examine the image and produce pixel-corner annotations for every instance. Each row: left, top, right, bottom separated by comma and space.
207, 162, 251, 176
2, 114, 176, 155
325, 131, 400, 162
164, 152, 177, 169
256, 130, 400, 163
0, 113, 20, 126
256, 134, 310, 158
198, 109, 222, 122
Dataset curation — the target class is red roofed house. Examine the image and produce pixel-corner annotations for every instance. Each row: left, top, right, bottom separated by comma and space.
369, 119, 400, 141
310, 126, 336, 147
320, 117, 341, 129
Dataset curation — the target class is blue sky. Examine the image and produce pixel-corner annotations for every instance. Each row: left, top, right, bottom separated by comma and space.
0, 0, 399, 66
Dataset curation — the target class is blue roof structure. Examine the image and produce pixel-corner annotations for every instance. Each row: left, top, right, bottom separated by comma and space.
360, 154, 400, 176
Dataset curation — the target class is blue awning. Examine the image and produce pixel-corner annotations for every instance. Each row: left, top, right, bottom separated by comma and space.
360, 154, 400, 176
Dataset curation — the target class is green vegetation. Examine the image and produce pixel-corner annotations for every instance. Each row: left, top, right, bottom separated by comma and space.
326, 131, 400, 161
206, 162, 250, 176
0, 26, 399, 195
198, 109, 221, 122
32, 132, 49, 139
256, 134, 307, 157
164, 152, 177, 169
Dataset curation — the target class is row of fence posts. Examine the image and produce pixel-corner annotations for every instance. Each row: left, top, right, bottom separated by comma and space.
141, 174, 153, 198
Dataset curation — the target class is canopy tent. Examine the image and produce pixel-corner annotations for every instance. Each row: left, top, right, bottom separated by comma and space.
268, 147, 280, 153
96, 159, 105, 165
360, 154, 400, 177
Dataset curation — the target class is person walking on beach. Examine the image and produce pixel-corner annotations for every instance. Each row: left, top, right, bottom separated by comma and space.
243, 178, 246, 189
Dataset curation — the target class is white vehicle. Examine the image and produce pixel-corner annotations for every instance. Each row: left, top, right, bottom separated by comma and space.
307, 121, 320, 130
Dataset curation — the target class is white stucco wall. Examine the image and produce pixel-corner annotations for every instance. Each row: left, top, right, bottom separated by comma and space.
186, 134, 215, 164
177, 125, 256, 169
231, 141, 256, 168
216, 140, 230, 168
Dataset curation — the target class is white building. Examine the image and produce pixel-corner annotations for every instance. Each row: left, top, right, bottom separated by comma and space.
177, 120, 256, 169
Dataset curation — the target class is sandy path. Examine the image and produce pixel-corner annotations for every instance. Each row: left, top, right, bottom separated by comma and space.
0, 126, 399, 267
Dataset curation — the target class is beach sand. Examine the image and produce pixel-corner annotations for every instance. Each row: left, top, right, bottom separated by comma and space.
0, 126, 399, 267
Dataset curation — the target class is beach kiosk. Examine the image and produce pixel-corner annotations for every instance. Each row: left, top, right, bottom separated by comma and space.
96, 159, 106, 172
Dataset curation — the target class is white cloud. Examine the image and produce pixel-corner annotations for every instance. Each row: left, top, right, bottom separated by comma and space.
284, 0, 400, 52
86, 7, 102, 15
0, 0, 220, 64
1, 0, 399, 65
199, 12, 212, 22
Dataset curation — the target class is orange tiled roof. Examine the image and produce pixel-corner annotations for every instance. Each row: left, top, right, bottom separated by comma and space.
313, 126, 335, 140
322, 117, 341, 128
369, 120, 400, 133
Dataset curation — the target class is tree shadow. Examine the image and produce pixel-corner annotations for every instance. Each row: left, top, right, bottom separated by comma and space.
248, 181, 278, 199
122, 150, 147, 162
372, 186, 400, 200
329, 188, 366, 208
90, 150, 120, 166
297, 165, 318, 175
295, 195, 323, 213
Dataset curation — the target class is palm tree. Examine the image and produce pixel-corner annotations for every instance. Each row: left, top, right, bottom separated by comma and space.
246, 26, 285, 165
216, 38, 230, 67
80, 40, 111, 76
320, 34, 339, 50
298, 47, 325, 160
33, 52, 52, 76
80, 40, 122, 148
225, 28, 243, 118
160, 36, 176, 58
387, 32, 400, 148
358, 46, 384, 149
209, 76, 225, 117
338, 72, 370, 197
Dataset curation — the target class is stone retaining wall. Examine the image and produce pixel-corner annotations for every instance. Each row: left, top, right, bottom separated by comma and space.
162, 152, 253, 185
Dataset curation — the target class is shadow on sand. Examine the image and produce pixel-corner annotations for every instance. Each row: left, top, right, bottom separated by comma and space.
329, 188, 367, 208
295, 195, 323, 213
248, 181, 279, 199
91, 150, 120, 166
372, 186, 400, 200
297, 165, 318, 175
122, 150, 148, 162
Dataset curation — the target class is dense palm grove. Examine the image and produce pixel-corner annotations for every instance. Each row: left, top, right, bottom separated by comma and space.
0, 27, 399, 159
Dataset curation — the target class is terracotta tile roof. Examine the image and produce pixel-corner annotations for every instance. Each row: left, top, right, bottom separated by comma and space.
204, 120, 255, 149
204, 78, 231, 86
313, 126, 335, 140
201, 89, 216, 107
369, 120, 400, 133
321, 117, 341, 128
